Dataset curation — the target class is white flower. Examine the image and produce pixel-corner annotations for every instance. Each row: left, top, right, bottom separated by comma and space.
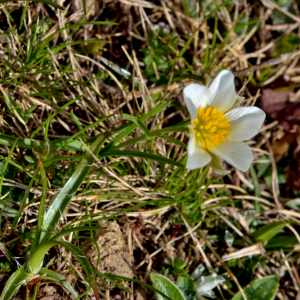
183, 70, 266, 174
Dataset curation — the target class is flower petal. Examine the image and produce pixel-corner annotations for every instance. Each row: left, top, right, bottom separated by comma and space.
186, 135, 211, 170
209, 140, 254, 172
232, 96, 245, 108
225, 107, 266, 141
183, 84, 211, 121
208, 152, 230, 175
208, 70, 236, 112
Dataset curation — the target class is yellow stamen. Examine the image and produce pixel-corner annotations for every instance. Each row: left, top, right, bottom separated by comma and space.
192, 106, 230, 149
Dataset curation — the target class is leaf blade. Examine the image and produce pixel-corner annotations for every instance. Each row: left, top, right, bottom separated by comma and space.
41, 133, 108, 241
231, 276, 279, 300
252, 221, 285, 243
150, 273, 185, 300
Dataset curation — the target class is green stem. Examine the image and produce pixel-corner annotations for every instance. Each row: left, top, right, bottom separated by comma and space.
26, 285, 38, 300
115, 126, 188, 150
0, 137, 18, 195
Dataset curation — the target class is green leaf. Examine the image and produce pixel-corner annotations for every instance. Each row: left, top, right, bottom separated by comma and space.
40, 133, 108, 241
150, 273, 186, 300
120, 112, 150, 136
102, 150, 184, 167
70, 110, 86, 142
0, 267, 31, 300
191, 264, 205, 280
160, 134, 187, 148
103, 101, 169, 151
26, 240, 100, 299
31, 159, 48, 252
265, 233, 298, 251
252, 221, 285, 243
195, 274, 225, 298
231, 276, 279, 300
23, 104, 37, 124
51, 226, 105, 240
176, 276, 197, 298
38, 268, 77, 297
113, 126, 187, 150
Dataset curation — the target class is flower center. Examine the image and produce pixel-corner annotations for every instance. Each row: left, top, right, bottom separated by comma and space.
192, 106, 231, 149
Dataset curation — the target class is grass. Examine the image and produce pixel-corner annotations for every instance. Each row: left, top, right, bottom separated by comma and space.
0, 0, 299, 299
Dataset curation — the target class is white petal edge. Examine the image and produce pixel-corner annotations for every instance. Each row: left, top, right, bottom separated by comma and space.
208, 152, 230, 175
183, 84, 211, 121
209, 140, 254, 172
186, 135, 211, 170
208, 70, 236, 112
225, 107, 266, 141
232, 96, 245, 108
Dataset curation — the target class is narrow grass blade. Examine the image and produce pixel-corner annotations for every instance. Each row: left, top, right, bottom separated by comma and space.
26, 18, 40, 65
120, 112, 150, 136
94, 270, 132, 294
26, 240, 100, 300
51, 226, 105, 240
19, 0, 30, 30
0, 137, 18, 196
114, 126, 188, 150
70, 110, 86, 142
178, 24, 202, 58
38, 268, 77, 297
103, 101, 169, 151
40, 133, 109, 241
0, 134, 36, 150
102, 150, 184, 167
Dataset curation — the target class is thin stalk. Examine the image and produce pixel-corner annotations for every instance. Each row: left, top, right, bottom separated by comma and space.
0, 137, 18, 195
